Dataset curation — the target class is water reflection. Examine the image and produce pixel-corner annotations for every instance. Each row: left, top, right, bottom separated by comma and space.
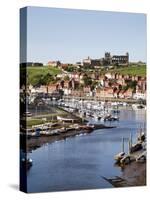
27, 110, 146, 193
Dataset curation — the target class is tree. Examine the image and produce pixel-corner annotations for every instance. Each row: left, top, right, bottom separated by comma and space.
125, 80, 137, 90
83, 76, 92, 87
118, 84, 122, 90
29, 74, 43, 87
64, 75, 70, 81
91, 80, 97, 90
122, 85, 128, 91
65, 66, 75, 72
41, 73, 54, 93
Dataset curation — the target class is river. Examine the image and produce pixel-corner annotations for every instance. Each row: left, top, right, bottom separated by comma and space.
27, 109, 146, 193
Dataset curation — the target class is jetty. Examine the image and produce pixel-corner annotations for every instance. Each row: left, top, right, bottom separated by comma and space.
102, 176, 134, 187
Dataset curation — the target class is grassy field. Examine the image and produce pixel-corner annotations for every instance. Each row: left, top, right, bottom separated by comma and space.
26, 107, 69, 128
27, 119, 45, 127
27, 66, 62, 76
27, 66, 62, 85
108, 65, 146, 77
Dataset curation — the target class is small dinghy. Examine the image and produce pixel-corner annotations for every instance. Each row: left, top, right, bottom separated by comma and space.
21, 158, 33, 169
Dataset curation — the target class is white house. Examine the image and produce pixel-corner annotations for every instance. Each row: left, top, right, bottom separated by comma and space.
133, 92, 146, 100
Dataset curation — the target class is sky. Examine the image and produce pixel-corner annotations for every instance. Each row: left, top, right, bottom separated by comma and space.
23, 6, 146, 64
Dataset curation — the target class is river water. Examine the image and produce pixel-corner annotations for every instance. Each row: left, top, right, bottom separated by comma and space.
27, 109, 146, 193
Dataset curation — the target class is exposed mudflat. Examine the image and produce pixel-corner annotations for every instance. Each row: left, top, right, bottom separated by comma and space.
103, 162, 146, 187
121, 161, 146, 187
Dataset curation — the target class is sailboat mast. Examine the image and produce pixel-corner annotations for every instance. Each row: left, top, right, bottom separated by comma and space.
130, 133, 132, 149
128, 138, 131, 155
122, 137, 124, 152
140, 124, 142, 138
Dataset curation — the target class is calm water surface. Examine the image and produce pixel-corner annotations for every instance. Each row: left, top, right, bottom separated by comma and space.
27, 109, 146, 193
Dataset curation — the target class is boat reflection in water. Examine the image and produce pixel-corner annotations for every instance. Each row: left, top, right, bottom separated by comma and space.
27, 109, 146, 193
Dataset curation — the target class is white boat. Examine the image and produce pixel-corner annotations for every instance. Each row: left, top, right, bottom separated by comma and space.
120, 155, 131, 165
114, 152, 125, 163
120, 136, 136, 165
23, 111, 32, 117
107, 116, 119, 121
136, 151, 146, 162
114, 138, 125, 163
57, 116, 75, 122
21, 158, 33, 169
132, 104, 145, 110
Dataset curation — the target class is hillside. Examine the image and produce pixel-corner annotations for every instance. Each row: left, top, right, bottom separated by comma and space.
107, 65, 146, 77
26, 66, 62, 85
23, 64, 146, 87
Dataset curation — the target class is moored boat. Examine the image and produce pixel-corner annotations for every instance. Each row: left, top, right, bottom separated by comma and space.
21, 158, 33, 169
114, 138, 125, 163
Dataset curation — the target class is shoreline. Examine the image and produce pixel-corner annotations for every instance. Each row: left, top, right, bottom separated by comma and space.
21, 124, 116, 152
25, 127, 146, 188
21, 108, 146, 189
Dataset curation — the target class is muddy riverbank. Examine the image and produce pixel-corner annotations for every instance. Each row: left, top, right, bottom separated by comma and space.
103, 161, 146, 187
21, 124, 116, 152
121, 161, 146, 186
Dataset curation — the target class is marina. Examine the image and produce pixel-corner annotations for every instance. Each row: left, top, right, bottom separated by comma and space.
25, 107, 146, 192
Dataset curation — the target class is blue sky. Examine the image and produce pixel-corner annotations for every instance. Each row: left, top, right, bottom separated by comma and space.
26, 7, 147, 64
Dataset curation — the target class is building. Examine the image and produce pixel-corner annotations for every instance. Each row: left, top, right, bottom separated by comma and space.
68, 73, 80, 82
83, 56, 92, 67
133, 91, 146, 100
122, 88, 134, 99
103, 52, 112, 65
95, 87, 114, 98
47, 61, 61, 67
103, 52, 129, 66
82, 52, 129, 68
47, 84, 59, 93
112, 52, 129, 66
